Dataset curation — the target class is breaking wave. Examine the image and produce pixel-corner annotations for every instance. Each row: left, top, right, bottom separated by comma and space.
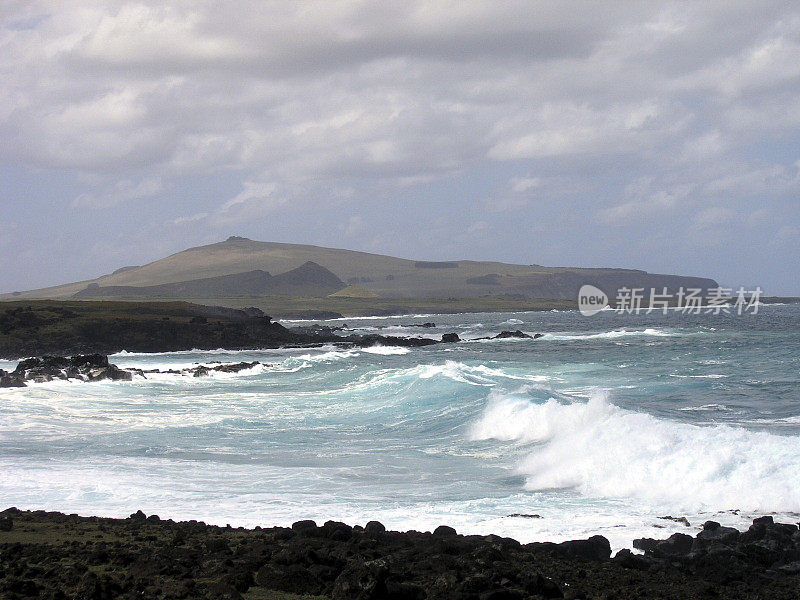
470, 390, 800, 512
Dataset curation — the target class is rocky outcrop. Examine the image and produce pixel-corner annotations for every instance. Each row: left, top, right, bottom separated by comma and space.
632, 516, 800, 583
2, 354, 132, 386
469, 330, 545, 341
0, 302, 451, 358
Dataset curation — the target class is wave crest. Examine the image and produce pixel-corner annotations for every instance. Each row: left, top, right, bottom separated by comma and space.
470, 390, 800, 512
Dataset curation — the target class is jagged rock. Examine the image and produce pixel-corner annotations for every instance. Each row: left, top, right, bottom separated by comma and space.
8, 354, 132, 384
659, 515, 691, 526
0, 369, 25, 387
494, 330, 531, 339
695, 520, 740, 545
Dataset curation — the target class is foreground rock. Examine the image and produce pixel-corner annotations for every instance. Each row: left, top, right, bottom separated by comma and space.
633, 516, 800, 583
0, 510, 798, 600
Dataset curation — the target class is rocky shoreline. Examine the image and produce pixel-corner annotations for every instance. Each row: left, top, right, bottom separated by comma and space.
0, 509, 799, 599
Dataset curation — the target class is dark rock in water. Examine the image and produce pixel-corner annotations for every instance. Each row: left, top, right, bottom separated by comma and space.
9, 354, 131, 384
494, 330, 532, 339
533, 333, 544, 339
507, 513, 542, 519
441, 333, 460, 343
555, 535, 612, 561
211, 361, 259, 373
0, 369, 26, 387
659, 515, 691, 526
130, 361, 265, 378
405, 322, 436, 328
193, 366, 211, 377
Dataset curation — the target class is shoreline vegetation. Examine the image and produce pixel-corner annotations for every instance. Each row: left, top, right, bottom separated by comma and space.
1, 508, 799, 599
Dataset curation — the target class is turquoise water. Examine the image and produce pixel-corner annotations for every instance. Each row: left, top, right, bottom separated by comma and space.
1, 305, 799, 549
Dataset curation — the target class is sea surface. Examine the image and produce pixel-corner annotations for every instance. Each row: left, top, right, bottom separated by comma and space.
1, 305, 799, 549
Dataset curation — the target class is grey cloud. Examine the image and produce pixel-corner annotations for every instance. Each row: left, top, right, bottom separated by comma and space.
1, 1, 799, 293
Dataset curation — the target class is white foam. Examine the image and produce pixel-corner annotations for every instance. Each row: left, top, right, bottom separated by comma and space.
361, 346, 411, 355
543, 328, 681, 341
470, 390, 800, 513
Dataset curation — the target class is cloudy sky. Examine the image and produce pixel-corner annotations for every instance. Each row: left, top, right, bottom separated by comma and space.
1, 1, 799, 294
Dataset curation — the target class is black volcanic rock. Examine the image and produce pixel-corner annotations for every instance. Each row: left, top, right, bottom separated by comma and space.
3, 510, 799, 600
0, 369, 25, 387
494, 330, 531, 339
10, 354, 132, 383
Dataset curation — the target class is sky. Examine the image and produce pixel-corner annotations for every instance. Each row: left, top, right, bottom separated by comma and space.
1, 1, 799, 295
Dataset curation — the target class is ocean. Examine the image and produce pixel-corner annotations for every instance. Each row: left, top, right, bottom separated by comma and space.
1, 304, 799, 550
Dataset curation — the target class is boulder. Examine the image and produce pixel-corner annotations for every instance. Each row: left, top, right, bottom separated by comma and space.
612, 548, 651, 571
364, 521, 386, 537
433, 525, 457, 537
556, 535, 611, 561
441, 333, 461, 343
